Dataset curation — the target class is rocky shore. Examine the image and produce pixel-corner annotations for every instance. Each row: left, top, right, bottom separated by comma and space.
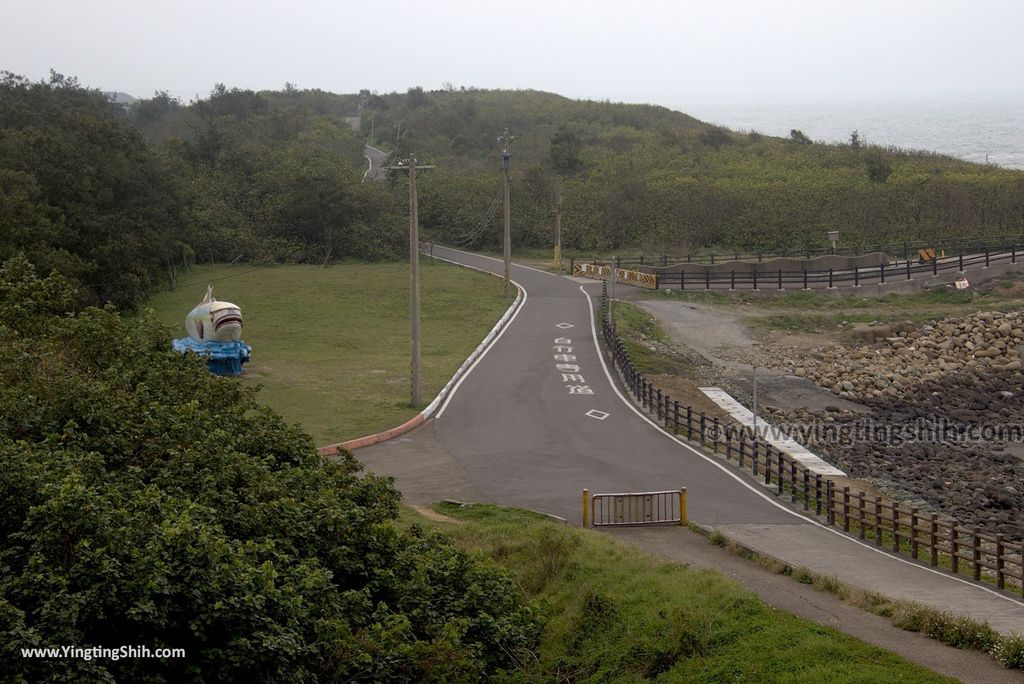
766, 310, 1024, 539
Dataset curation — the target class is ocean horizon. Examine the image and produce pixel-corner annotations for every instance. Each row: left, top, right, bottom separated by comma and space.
649, 94, 1024, 170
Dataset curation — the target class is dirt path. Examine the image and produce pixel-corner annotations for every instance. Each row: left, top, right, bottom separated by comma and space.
631, 297, 868, 413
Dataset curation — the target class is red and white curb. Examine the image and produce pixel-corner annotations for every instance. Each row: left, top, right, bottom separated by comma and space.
319, 258, 525, 455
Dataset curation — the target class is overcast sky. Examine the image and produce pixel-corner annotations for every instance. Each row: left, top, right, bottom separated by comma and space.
3, 0, 1023, 106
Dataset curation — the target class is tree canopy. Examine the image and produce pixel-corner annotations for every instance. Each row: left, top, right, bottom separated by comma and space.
0, 256, 539, 681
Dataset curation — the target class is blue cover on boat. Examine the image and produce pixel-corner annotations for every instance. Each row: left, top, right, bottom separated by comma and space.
172, 338, 252, 376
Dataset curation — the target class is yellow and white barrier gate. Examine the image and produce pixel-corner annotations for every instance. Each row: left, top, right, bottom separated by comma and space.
573, 263, 658, 290
583, 488, 687, 527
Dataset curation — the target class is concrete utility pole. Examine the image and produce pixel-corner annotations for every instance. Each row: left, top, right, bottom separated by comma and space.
554, 189, 563, 273
499, 128, 514, 293
389, 155, 434, 406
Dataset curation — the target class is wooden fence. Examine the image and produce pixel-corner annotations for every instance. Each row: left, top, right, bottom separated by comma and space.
599, 286, 1024, 595
576, 232, 1024, 268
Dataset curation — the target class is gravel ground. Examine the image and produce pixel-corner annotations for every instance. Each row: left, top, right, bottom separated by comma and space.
628, 296, 1024, 541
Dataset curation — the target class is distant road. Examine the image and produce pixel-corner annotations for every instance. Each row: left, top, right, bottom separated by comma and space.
362, 145, 389, 182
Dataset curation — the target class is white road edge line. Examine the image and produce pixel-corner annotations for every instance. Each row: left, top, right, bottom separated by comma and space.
426, 253, 528, 419
431, 244, 562, 278
580, 284, 1024, 608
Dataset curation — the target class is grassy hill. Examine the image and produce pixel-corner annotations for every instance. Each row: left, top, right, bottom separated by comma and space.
356, 88, 1024, 255
144, 262, 510, 445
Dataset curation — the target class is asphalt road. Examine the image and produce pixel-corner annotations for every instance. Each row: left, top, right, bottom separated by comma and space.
358, 245, 1024, 638
362, 144, 388, 181
362, 245, 806, 527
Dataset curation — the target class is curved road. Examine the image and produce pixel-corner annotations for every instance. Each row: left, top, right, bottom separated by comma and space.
363, 245, 806, 526
358, 244, 1024, 636
362, 144, 389, 182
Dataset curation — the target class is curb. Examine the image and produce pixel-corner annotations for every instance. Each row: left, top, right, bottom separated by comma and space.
318, 257, 525, 456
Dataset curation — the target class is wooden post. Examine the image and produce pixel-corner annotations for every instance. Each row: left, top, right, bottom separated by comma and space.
842, 487, 850, 532
875, 497, 882, 545
929, 514, 938, 566
892, 501, 901, 553
950, 526, 959, 574
826, 480, 834, 525
995, 534, 1005, 590
582, 489, 590, 527
815, 474, 822, 516
910, 508, 919, 559
972, 527, 982, 581
858, 492, 866, 540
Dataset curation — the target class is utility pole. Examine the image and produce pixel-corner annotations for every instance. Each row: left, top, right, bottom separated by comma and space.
499, 127, 514, 293
388, 155, 434, 406
554, 188, 563, 273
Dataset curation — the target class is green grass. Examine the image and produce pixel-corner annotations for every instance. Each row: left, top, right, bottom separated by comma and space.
404, 502, 953, 683
145, 262, 511, 445
644, 280, 1024, 334
609, 300, 701, 380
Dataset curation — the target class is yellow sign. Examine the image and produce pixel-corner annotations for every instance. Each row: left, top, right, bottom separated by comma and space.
572, 263, 658, 290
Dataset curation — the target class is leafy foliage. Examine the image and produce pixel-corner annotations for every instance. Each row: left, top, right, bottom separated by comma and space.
0, 71, 185, 309
0, 257, 539, 682
0, 75, 406, 309
357, 87, 1024, 255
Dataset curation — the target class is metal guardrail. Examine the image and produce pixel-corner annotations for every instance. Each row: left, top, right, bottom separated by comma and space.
583, 487, 686, 527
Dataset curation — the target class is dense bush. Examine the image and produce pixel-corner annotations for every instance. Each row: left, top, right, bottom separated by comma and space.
0, 256, 539, 682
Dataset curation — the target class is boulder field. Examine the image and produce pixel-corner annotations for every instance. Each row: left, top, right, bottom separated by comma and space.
767, 310, 1024, 539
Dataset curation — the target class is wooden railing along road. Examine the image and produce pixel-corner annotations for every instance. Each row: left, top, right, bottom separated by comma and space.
599, 286, 1024, 595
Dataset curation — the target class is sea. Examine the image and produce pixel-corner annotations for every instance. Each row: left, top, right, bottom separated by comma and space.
656, 95, 1024, 170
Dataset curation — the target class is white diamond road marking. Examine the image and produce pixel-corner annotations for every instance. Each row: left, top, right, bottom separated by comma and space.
556, 322, 574, 329
586, 409, 609, 421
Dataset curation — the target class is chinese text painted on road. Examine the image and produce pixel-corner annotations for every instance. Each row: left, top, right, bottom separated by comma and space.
554, 336, 594, 395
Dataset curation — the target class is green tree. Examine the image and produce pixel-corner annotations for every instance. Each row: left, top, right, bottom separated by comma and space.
0, 256, 540, 682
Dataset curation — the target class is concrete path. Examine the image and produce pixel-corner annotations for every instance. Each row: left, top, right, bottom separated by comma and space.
356, 245, 1024, 638
606, 526, 1024, 684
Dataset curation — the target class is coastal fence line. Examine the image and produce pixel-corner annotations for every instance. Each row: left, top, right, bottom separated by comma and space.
572, 239, 1023, 291
599, 285, 1024, 595
576, 232, 1024, 268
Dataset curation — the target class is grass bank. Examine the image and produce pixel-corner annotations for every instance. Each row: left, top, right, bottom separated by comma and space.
643, 277, 1024, 334
403, 503, 953, 682
145, 261, 510, 445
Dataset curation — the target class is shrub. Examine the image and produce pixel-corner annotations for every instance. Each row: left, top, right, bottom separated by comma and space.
0, 256, 539, 681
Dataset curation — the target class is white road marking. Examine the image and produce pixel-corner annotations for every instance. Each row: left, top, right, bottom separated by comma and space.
586, 409, 610, 420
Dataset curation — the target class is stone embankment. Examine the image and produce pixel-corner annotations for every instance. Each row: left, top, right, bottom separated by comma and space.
766, 310, 1024, 539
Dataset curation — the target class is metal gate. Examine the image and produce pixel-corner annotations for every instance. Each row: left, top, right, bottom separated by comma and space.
584, 488, 686, 527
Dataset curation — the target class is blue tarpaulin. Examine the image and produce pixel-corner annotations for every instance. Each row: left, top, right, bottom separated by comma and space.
172, 338, 252, 376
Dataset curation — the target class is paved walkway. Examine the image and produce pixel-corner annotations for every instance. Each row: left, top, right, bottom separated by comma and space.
356, 246, 1024, 638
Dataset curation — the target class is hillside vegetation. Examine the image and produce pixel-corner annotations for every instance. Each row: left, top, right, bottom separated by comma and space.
407, 502, 954, 683
4, 74, 1021, 308
0, 257, 538, 682
358, 87, 1024, 255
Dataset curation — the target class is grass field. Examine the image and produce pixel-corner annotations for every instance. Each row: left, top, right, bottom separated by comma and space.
402, 503, 953, 683
643, 278, 1024, 334
145, 261, 511, 446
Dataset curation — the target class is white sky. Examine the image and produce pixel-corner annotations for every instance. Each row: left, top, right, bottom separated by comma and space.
2, 0, 1023, 105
